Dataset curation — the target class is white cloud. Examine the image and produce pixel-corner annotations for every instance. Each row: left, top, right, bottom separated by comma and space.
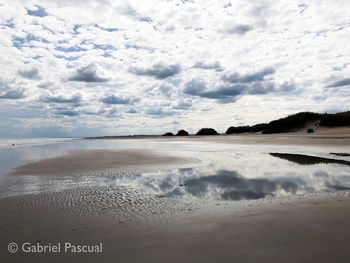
0, 0, 349, 136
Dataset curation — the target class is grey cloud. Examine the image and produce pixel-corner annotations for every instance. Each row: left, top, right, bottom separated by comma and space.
183, 79, 235, 100
226, 24, 253, 35
37, 81, 54, 89
129, 63, 181, 79
55, 110, 80, 116
119, 4, 153, 23
184, 67, 292, 103
126, 108, 138, 114
192, 61, 223, 71
183, 79, 207, 96
157, 83, 176, 97
68, 64, 109, 82
41, 94, 82, 104
153, 169, 302, 200
145, 107, 176, 117
101, 94, 139, 105
195, 85, 245, 103
173, 99, 193, 110
0, 89, 25, 99
221, 67, 275, 84
18, 67, 40, 79
146, 83, 176, 97
327, 78, 350, 88
183, 170, 300, 200
185, 82, 280, 103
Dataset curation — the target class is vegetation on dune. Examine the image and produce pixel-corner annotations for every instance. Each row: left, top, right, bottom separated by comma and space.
262, 112, 320, 134
196, 128, 218, 135
226, 111, 350, 135
176, 129, 189, 136
162, 132, 174, 136
320, 112, 350, 127
226, 123, 268, 134
307, 128, 314, 133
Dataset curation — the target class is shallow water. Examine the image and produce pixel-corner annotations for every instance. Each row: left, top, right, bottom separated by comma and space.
0, 138, 349, 200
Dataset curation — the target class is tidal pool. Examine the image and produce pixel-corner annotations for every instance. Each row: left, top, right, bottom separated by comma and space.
0, 138, 349, 200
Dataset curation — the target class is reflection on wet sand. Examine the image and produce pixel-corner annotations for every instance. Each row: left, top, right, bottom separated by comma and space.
181, 169, 298, 200
269, 153, 350, 166
1, 139, 350, 202
128, 157, 350, 201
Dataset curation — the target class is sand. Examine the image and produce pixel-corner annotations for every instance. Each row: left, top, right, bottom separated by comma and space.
2, 134, 350, 262
10, 149, 191, 176
1, 189, 350, 263
186, 132, 350, 146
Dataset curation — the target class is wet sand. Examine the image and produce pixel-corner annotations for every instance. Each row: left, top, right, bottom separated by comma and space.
10, 149, 190, 176
1, 134, 350, 262
1, 188, 350, 262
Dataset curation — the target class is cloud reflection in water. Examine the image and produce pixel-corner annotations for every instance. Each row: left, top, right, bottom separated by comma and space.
126, 153, 350, 201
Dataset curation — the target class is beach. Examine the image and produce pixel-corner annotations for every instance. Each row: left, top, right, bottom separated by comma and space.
1, 133, 350, 262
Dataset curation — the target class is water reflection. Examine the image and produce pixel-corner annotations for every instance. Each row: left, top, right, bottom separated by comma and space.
1, 139, 350, 200
123, 154, 350, 201
270, 153, 350, 166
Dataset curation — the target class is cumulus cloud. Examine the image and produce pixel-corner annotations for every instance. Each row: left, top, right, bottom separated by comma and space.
0, 0, 349, 136
18, 67, 41, 80
55, 110, 80, 116
40, 94, 82, 104
126, 108, 138, 114
184, 68, 293, 103
173, 99, 193, 110
0, 89, 25, 99
183, 79, 207, 96
192, 61, 223, 71
101, 93, 139, 105
327, 78, 350, 88
145, 107, 176, 117
68, 64, 109, 82
225, 24, 253, 35
129, 63, 181, 79
221, 67, 275, 84
146, 83, 177, 97
0, 80, 25, 99
184, 82, 244, 103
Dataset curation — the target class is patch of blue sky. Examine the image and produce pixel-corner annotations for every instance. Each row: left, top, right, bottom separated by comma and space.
26, 6, 48, 17
54, 54, 80, 61
73, 24, 82, 34
93, 44, 115, 50
95, 24, 121, 32
3, 20, 15, 28
12, 34, 49, 49
55, 46, 86, 52
102, 52, 114, 58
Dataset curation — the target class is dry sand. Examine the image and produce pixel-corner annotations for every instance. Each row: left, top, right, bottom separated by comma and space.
1, 134, 350, 262
185, 131, 350, 146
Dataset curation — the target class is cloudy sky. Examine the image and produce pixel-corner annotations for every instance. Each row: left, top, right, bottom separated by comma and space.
0, 0, 349, 137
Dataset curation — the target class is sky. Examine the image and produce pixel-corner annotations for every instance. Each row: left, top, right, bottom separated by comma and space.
0, 0, 349, 137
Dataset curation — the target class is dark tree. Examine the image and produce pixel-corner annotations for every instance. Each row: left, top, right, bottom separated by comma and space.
176, 129, 189, 136
320, 112, 350, 127
196, 128, 218, 135
162, 132, 174, 136
226, 123, 268, 134
225, 111, 350, 135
